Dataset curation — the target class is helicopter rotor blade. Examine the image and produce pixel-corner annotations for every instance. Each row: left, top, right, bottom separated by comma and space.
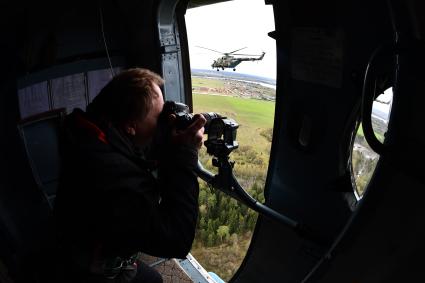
228, 47, 247, 54
195, 46, 224, 54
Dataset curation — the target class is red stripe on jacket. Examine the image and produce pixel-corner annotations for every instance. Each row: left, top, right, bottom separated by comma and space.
74, 113, 109, 145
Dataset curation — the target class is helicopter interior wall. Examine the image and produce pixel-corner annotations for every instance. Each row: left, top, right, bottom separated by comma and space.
0, 11, 53, 280
0, 1, 165, 280
312, 1, 425, 279
311, 1, 425, 281
2, 0, 163, 74
0, 71, 54, 281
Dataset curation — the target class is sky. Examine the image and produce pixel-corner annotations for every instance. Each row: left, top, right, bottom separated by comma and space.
185, 0, 276, 79
373, 87, 393, 118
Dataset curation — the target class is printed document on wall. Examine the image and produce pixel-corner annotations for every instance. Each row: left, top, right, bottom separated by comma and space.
291, 28, 343, 88
51, 73, 87, 113
18, 81, 50, 119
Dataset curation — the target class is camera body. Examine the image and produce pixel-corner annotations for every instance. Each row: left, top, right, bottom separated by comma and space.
162, 101, 197, 130
161, 101, 239, 157
161, 101, 221, 132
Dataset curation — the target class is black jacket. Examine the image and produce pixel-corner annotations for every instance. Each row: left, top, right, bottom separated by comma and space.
54, 109, 199, 262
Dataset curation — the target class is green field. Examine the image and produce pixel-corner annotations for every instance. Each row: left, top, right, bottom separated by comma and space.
192, 77, 225, 89
193, 93, 275, 156
193, 94, 275, 127
192, 76, 276, 99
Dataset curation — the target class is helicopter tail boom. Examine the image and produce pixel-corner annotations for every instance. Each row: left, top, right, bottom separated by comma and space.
238, 52, 265, 62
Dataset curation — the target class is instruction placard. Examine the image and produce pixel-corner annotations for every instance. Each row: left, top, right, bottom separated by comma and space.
18, 81, 50, 119
51, 73, 87, 113
291, 28, 343, 88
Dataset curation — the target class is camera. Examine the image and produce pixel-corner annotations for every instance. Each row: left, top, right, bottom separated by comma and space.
161, 101, 219, 131
161, 101, 239, 157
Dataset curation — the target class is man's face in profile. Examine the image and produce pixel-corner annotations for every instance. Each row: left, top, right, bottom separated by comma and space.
130, 83, 164, 147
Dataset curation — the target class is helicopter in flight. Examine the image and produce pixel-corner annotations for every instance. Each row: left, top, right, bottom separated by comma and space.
196, 46, 265, 71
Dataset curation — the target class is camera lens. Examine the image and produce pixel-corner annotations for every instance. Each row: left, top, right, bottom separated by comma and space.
200, 112, 221, 133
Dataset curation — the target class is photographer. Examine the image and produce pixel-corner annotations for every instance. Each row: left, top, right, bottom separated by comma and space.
53, 68, 206, 282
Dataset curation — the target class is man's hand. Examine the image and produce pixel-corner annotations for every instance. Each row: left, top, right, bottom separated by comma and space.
170, 114, 206, 150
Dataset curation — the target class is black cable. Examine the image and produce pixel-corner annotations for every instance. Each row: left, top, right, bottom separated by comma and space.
98, 1, 115, 77
361, 45, 388, 155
